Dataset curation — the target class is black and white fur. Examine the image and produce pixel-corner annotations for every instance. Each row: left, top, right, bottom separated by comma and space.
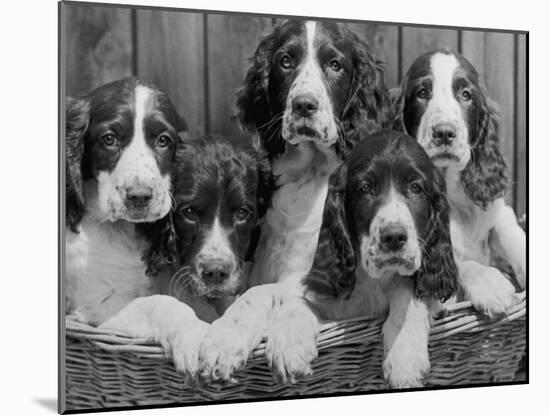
100, 135, 271, 376
142, 135, 272, 322
65, 78, 186, 325
65, 78, 216, 376
299, 131, 458, 388
392, 50, 526, 318
198, 20, 391, 381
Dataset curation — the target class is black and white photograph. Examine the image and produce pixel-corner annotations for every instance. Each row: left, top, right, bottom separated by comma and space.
59, 0, 527, 412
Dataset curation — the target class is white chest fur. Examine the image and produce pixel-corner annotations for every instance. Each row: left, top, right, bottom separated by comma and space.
65, 215, 154, 325
445, 170, 500, 265
248, 144, 340, 287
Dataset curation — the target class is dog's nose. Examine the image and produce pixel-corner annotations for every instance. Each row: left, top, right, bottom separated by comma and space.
201, 262, 232, 284
380, 225, 408, 252
292, 94, 319, 117
125, 185, 153, 208
432, 123, 457, 146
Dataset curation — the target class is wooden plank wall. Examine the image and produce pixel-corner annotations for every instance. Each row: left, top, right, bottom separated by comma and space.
65, 4, 132, 95
136, 10, 206, 138
64, 4, 527, 215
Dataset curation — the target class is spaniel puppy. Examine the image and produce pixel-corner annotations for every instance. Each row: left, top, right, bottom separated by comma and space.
291, 130, 457, 388
199, 20, 391, 380
65, 77, 186, 325
99, 135, 272, 375
392, 49, 526, 317
143, 135, 272, 321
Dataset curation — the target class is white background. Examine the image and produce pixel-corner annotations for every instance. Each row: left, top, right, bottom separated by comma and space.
0, 0, 544, 413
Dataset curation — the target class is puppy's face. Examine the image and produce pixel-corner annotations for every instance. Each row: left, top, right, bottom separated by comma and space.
269, 21, 355, 149
347, 139, 436, 280
170, 139, 261, 298
80, 80, 183, 222
304, 131, 458, 302
402, 51, 484, 171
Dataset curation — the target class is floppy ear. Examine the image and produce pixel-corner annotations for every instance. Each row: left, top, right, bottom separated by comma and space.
255, 147, 275, 220
304, 164, 357, 298
414, 171, 458, 302
235, 24, 285, 158
390, 80, 408, 132
461, 93, 509, 209
66, 97, 90, 232
336, 29, 391, 158
244, 145, 275, 262
140, 214, 178, 278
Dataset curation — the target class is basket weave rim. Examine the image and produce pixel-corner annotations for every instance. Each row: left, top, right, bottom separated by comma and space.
65, 291, 526, 359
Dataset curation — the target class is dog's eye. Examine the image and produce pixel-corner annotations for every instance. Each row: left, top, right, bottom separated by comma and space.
280, 54, 293, 70
156, 134, 172, 148
329, 59, 342, 72
417, 88, 429, 99
181, 207, 197, 220
100, 133, 118, 147
461, 89, 472, 101
359, 181, 373, 194
235, 207, 251, 222
410, 181, 422, 194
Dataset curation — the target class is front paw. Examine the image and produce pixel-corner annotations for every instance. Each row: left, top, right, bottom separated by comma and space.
265, 320, 318, 383
164, 322, 208, 378
463, 265, 520, 318
198, 322, 256, 382
382, 346, 429, 389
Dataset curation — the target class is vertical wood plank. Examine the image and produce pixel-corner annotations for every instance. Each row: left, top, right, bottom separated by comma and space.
462, 31, 516, 206
64, 4, 132, 96
347, 23, 399, 88
136, 10, 206, 138
401, 27, 459, 74
207, 14, 272, 136
516, 34, 527, 217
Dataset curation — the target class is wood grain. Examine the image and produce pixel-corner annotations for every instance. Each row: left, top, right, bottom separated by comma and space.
462, 31, 516, 206
401, 27, 459, 75
64, 4, 132, 96
346, 23, 399, 88
136, 9, 206, 138
206, 14, 272, 136
515, 34, 527, 216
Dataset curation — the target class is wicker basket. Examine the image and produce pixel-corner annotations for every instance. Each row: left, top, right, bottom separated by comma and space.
64, 292, 526, 411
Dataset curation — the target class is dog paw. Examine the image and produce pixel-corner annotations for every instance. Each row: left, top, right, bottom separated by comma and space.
382, 346, 429, 389
198, 322, 256, 382
463, 264, 520, 319
265, 320, 318, 383
164, 322, 208, 378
